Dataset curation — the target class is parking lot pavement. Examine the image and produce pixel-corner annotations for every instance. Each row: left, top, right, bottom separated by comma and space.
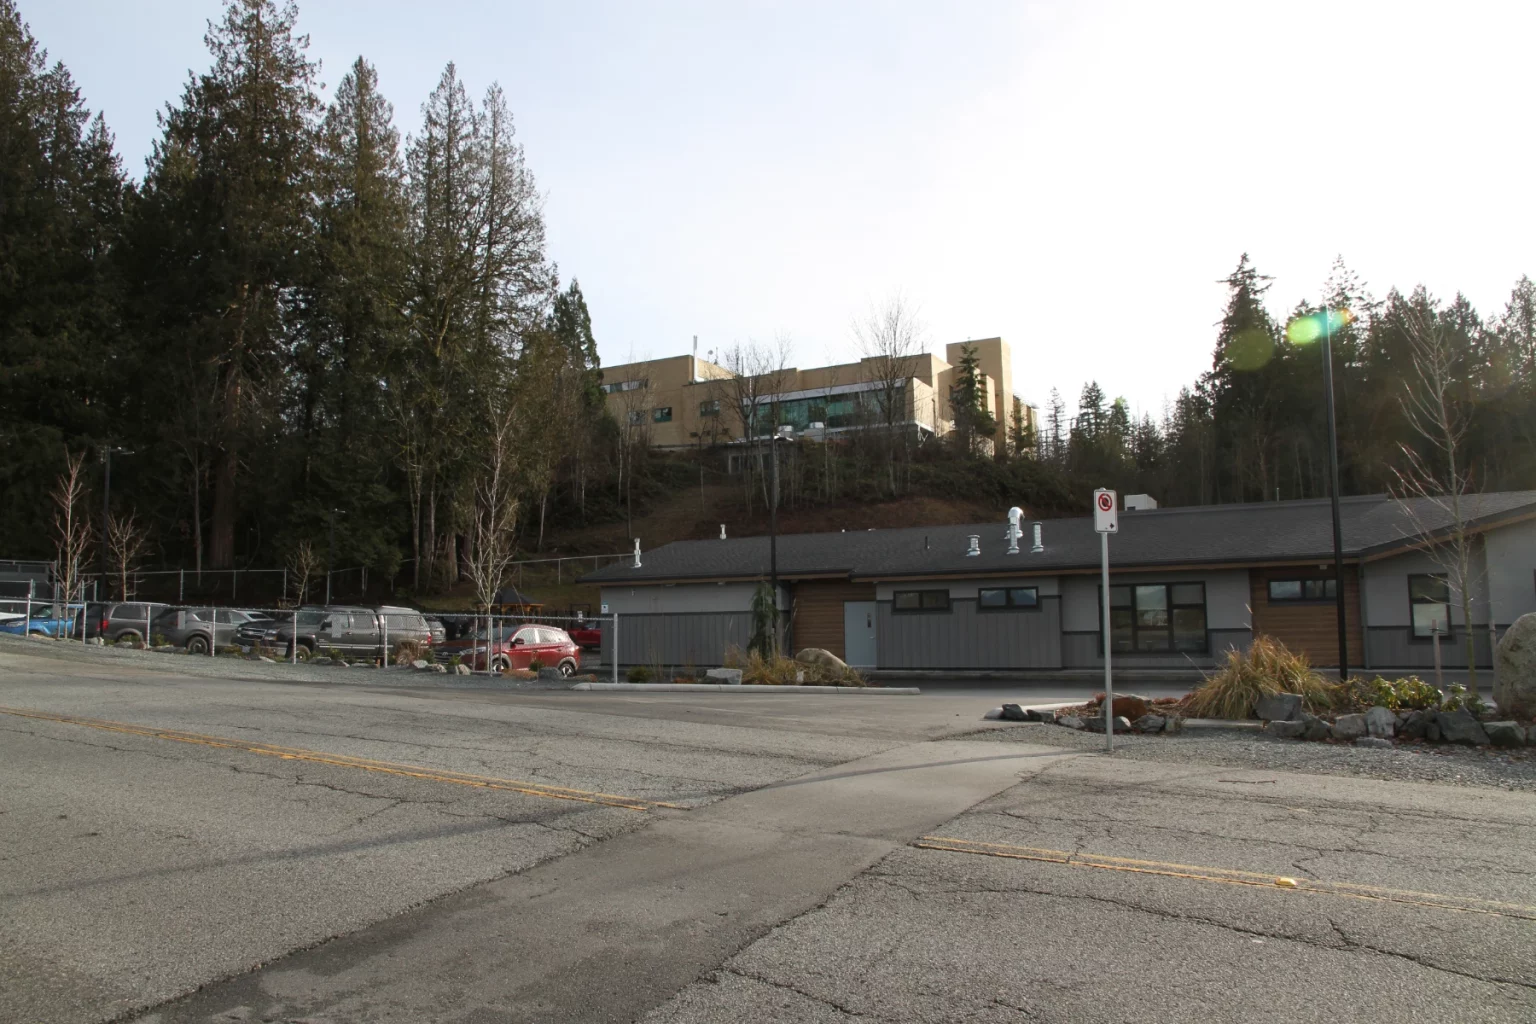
643, 755, 1536, 1024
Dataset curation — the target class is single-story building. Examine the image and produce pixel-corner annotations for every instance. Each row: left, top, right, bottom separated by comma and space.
585, 491, 1536, 677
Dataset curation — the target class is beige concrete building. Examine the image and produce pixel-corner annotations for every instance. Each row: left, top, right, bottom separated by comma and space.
599, 337, 1032, 453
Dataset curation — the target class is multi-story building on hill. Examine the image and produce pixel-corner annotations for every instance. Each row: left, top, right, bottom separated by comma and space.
599, 337, 1034, 454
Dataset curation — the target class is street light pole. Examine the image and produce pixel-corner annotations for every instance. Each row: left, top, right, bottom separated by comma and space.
769, 432, 780, 656
325, 509, 339, 605
1319, 315, 1350, 683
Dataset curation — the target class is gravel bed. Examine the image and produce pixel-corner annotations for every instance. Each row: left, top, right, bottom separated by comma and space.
0, 634, 586, 691
963, 720, 1536, 792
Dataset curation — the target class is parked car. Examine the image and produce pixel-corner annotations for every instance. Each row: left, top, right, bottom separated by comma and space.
152, 607, 273, 654
271, 605, 434, 661
82, 602, 172, 644
0, 609, 80, 637
567, 620, 603, 650
458, 623, 580, 675
424, 616, 447, 644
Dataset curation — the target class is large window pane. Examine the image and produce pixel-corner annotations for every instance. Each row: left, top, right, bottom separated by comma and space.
1412, 603, 1449, 638
920, 590, 950, 610
978, 589, 1007, 608
1410, 576, 1449, 603
1173, 607, 1207, 651
1110, 608, 1133, 652
1268, 580, 1302, 601
893, 592, 921, 611
1110, 586, 1132, 608
1302, 579, 1336, 600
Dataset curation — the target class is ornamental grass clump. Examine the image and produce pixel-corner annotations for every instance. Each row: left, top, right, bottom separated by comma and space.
1184, 636, 1335, 719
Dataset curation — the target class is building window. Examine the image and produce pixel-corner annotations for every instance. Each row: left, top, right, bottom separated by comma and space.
652, 407, 673, 423
700, 399, 720, 416
1268, 578, 1337, 602
978, 587, 1039, 610
627, 410, 644, 426
602, 379, 644, 394
1409, 574, 1450, 638
893, 589, 950, 613
1103, 582, 1207, 653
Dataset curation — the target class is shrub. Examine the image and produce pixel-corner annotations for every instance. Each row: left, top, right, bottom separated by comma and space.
1439, 683, 1490, 717
528, 657, 545, 672
1184, 636, 1335, 719
738, 649, 867, 686
627, 665, 654, 683
151, 633, 168, 647
448, 654, 462, 668
393, 639, 425, 665
1352, 675, 1440, 711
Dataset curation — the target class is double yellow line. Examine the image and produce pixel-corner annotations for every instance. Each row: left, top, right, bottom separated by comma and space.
0, 705, 685, 812
915, 836, 1536, 920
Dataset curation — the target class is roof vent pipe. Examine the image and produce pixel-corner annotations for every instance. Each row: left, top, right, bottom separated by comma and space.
719, 524, 727, 540
632, 538, 642, 568
1006, 506, 1023, 555
1031, 522, 1044, 554
966, 535, 981, 557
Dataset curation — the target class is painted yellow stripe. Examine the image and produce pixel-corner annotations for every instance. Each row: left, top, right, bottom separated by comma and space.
915, 836, 1536, 921
0, 705, 686, 812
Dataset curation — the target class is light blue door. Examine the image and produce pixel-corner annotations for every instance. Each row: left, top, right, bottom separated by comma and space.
843, 601, 877, 668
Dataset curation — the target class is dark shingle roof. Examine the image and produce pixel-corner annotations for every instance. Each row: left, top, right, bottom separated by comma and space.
585, 491, 1536, 585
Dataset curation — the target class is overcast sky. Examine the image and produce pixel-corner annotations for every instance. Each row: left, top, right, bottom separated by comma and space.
30, 0, 1535, 417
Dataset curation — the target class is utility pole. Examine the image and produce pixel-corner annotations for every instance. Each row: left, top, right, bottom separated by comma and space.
1320, 315, 1350, 683
325, 508, 340, 605
768, 425, 794, 656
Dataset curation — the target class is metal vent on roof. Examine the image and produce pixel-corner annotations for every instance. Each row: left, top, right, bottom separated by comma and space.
966, 535, 981, 557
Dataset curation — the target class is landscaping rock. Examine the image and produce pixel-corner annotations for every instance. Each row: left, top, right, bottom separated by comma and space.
1364, 705, 1397, 739
411, 659, 430, 671
537, 667, 564, 681
1268, 719, 1307, 740
1058, 715, 1085, 730
1355, 737, 1393, 750
1399, 710, 1430, 740
1435, 708, 1489, 746
310, 656, 332, 666
1300, 714, 1331, 741
1111, 694, 1151, 721
430, 663, 446, 673
1253, 692, 1303, 722
1484, 721, 1527, 749
257, 655, 275, 664
1087, 714, 1132, 733
1425, 720, 1442, 743
1134, 714, 1165, 734
705, 668, 743, 685
795, 648, 848, 672
1164, 716, 1184, 735
1330, 713, 1367, 740
999, 703, 1028, 722
1025, 708, 1050, 722
1494, 612, 1536, 718
454, 663, 472, 676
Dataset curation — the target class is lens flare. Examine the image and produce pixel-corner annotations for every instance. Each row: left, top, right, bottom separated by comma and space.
1223, 327, 1275, 371
1286, 308, 1353, 345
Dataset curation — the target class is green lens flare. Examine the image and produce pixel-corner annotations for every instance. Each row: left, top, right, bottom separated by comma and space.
1224, 327, 1275, 371
1286, 308, 1352, 344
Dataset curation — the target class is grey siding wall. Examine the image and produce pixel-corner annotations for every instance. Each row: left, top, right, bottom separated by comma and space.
1485, 518, 1536, 625
875, 597, 1062, 669
602, 612, 754, 668
1059, 570, 1251, 632
1362, 547, 1491, 628
1061, 628, 1251, 669
1366, 627, 1494, 670
601, 583, 758, 615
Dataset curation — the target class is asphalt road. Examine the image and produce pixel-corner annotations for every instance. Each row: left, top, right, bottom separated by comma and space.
1, 638, 1531, 1023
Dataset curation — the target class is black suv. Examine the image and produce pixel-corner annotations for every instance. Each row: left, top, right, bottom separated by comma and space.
270, 605, 435, 661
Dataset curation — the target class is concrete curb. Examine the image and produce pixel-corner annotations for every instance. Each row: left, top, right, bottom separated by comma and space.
982, 701, 1081, 720
569, 682, 922, 695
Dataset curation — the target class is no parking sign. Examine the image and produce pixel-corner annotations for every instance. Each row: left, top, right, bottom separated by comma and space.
1093, 489, 1118, 534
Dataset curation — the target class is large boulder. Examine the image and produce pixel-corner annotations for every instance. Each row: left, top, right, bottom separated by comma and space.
1253, 693, 1303, 722
1483, 721, 1526, 749
1268, 719, 1306, 740
1494, 613, 1536, 718
1110, 694, 1150, 721
795, 648, 848, 671
705, 668, 744, 685
1364, 706, 1397, 739
1398, 710, 1431, 740
1300, 714, 1331, 741
1330, 713, 1367, 740
1434, 708, 1489, 746
1134, 714, 1166, 734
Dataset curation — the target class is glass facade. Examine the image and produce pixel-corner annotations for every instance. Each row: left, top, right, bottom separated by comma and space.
1104, 582, 1207, 653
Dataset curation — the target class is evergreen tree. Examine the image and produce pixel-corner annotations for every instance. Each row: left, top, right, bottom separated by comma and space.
948, 343, 996, 457
1008, 397, 1035, 459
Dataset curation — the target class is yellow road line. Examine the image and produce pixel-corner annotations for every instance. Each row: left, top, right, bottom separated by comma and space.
915, 836, 1536, 921
0, 705, 686, 812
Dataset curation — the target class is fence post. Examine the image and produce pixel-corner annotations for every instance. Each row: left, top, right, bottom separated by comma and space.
381, 613, 388, 669
291, 607, 298, 664
179, 568, 185, 603
612, 612, 619, 685
24, 581, 32, 637
232, 569, 238, 603
209, 606, 214, 658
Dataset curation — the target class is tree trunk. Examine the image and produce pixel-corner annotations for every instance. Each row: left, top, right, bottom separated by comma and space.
192, 454, 203, 577
210, 445, 237, 569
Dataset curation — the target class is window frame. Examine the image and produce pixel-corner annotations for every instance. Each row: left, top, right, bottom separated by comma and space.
892, 589, 951, 614
1100, 581, 1208, 654
651, 406, 673, 423
1408, 573, 1451, 639
1266, 577, 1338, 603
977, 586, 1040, 612
699, 399, 720, 417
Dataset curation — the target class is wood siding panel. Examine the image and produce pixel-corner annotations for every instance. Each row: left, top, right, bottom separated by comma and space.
792, 581, 876, 660
1250, 568, 1362, 668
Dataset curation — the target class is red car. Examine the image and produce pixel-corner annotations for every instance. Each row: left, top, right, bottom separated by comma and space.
567, 620, 603, 650
459, 623, 582, 676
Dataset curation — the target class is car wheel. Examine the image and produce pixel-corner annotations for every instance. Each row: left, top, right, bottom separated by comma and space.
289, 643, 311, 662
490, 655, 511, 672
186, 634, 209, 656
558, 660, 576, 677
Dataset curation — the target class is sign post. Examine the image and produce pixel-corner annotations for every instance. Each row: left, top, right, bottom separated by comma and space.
1094, 489, 1118, 753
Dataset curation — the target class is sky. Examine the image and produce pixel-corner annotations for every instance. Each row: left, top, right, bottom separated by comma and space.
28, 0, 1536, 419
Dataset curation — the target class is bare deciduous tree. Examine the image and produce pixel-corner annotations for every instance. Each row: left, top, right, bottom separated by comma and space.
853, 294, 925, 494
1390, 305, 1483, 695
465, 400, 521, 662
51, 453, 93, 621
285, 540, 321, 606
716, 336, 792, 513
105, 511, 150, 600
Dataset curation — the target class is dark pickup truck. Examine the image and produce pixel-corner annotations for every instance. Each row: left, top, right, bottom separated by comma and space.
269, 605, 435, 661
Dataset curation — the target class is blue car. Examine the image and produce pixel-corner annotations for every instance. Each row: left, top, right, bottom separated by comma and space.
0, 610, 81, 637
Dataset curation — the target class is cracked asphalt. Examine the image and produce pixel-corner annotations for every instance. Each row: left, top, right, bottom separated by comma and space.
3, 638, 1533, 1023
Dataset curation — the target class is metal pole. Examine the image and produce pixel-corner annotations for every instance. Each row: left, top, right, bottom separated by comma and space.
381, 613, 388, 669
25, 580, 32, 637
770, 437, 780, 656
1433, 626, 1443, 691
208, 606, 214, 658
1320, 317, 1350, 682
291, 607, 298, 665
612, 612, 619, 685
179, 568, 185, 603
100, 448, 112, 591
1101, 530, 1114, 754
